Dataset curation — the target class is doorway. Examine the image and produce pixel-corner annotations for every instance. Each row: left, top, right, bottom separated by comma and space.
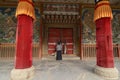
48, 28, 73, 54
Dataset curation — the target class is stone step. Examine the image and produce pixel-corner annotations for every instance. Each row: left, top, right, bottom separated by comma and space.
42, 54, 80, 60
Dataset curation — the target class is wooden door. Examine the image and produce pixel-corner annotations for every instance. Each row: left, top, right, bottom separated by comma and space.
48, 28, 73, 54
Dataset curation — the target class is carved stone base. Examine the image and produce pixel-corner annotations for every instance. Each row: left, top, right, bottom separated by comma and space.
94, 65, 119, 80
10, 66, 35, 80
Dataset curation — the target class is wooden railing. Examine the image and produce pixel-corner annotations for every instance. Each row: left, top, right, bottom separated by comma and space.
0, 43, 39, 60
81, 43, 120, 60
82, 44, 96, 59
0, 43, 120, 60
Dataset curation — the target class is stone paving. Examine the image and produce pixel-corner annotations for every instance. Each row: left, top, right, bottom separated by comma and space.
0, 56, 120, 80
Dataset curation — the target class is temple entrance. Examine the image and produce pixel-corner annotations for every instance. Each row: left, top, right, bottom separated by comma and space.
48, 28, 73, 54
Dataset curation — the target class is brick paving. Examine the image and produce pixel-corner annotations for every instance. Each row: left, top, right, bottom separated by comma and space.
0, 56, 120, 80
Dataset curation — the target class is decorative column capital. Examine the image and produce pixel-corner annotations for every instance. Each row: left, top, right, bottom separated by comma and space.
94, 0, 113, 22
16, 0, 36, 20
94, 0, 109, 4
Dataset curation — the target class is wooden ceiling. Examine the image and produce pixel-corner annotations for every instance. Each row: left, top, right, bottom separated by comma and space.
0, 0, 120, 5
0, 0, 119, 24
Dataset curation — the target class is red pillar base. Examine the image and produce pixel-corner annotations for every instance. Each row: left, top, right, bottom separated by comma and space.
10, 66, 35, 80
94, 65, 119, 80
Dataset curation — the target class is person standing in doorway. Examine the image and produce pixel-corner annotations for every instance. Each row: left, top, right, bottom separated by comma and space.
56, 41, 62, 60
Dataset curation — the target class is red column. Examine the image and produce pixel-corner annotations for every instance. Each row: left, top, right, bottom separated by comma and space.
11, 0, 35, 80
95, 17, 114, 68
94, 1, 119, 79
15, 15, 33, 69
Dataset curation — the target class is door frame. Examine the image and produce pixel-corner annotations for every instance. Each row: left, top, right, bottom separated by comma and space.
43, 23, 80, 55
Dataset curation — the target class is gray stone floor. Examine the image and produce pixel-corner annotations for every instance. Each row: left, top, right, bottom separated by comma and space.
0, 57, 120, 80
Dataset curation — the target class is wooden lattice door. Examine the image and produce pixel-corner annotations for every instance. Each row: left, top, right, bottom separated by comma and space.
48, 28, 73, 54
